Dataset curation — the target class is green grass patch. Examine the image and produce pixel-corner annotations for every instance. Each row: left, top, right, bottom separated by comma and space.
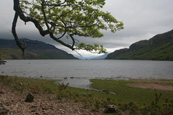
90, 79, 173, 105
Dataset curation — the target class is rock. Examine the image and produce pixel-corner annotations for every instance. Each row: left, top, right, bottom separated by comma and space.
0, 91, 4, 94
25, 93, 34, 102
104, 105, 117, 113
31, 105, 37, 109
18, 83, 23, 86
0, 60, 6, 65
0, 104, 10, 115
109, 92, 116, 95
101, 89, 109, 94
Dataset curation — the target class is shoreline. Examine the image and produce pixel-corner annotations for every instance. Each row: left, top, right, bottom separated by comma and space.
1, 74, 173, 90
0, 75, 173, 114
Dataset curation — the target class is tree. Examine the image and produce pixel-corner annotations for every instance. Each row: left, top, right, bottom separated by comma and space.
12, 0, 124, 55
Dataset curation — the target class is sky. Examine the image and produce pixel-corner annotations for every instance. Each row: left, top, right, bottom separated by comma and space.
0, 0, 173, 59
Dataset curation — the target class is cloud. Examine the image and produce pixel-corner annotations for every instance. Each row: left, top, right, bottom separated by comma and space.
0, 0, 173, 58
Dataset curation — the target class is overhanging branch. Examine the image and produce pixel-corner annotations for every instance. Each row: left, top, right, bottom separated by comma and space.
12, 0, 75, 54
12, 12, 25, 55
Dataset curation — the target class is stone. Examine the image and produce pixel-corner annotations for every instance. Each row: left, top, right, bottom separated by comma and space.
109, 92, 116, 95
0, 91, 4, 94
70, 77, 74, 79
101, 89, 109, 94
31, 105, 37, 109
0, 60, 6, 65
25, 93, 34, 102
104, 105, 117, 113
0, 104, 10, 115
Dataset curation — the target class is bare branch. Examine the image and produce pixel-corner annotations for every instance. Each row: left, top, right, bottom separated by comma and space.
13, 0, 49, 37
41, 0, 50, 31
12, 12, 25, 55
69, 34, 75, 48
49, 33, 75, 50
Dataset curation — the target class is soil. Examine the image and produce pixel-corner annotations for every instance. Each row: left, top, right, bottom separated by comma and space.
0, 83, 97, 115
127, 79, 173, 91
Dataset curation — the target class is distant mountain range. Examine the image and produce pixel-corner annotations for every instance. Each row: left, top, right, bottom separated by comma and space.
106, 29, 173, 61
90, 54, 108, 60
0, 38, 76, 59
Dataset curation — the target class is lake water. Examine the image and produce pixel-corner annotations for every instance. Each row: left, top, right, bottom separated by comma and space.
0, 60, 173, 89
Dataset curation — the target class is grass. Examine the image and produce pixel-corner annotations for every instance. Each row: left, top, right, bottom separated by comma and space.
90, 79, 173, 105
0, 75, 59, 94
0, 75, 173, 114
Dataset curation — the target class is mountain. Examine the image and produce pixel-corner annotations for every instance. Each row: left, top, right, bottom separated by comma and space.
91, 54, 109, 60
0, 38, 76, 59
106, 29, 173, 61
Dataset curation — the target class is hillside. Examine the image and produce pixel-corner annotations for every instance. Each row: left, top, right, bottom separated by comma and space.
106, 29, 173, 61
0, 38, 76, 59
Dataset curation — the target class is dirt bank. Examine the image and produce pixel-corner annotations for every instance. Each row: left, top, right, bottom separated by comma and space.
0, 83, 96, 115
128, 79, 173, 91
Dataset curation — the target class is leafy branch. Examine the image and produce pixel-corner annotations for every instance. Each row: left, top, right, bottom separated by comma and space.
12, 0, 123, 55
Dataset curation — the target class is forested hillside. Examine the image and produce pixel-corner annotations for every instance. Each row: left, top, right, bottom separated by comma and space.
106, 29, 173, 61
0, 39, 76, 59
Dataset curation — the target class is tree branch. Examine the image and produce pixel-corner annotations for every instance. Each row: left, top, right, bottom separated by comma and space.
49, 33, 75, 50
12, 12, 25, 55
13, 0, 49, 37
69, 34, 75, 48
41, 0, 50, 31
13, 0, 75, 52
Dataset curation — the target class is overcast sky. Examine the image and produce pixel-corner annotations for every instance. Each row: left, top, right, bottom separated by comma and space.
0, 0, 173, 59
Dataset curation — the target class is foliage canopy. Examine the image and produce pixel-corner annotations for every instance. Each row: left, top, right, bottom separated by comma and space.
12, 0, 123, 54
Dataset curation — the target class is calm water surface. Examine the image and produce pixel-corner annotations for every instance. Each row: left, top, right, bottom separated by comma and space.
0, 60, 173, 88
